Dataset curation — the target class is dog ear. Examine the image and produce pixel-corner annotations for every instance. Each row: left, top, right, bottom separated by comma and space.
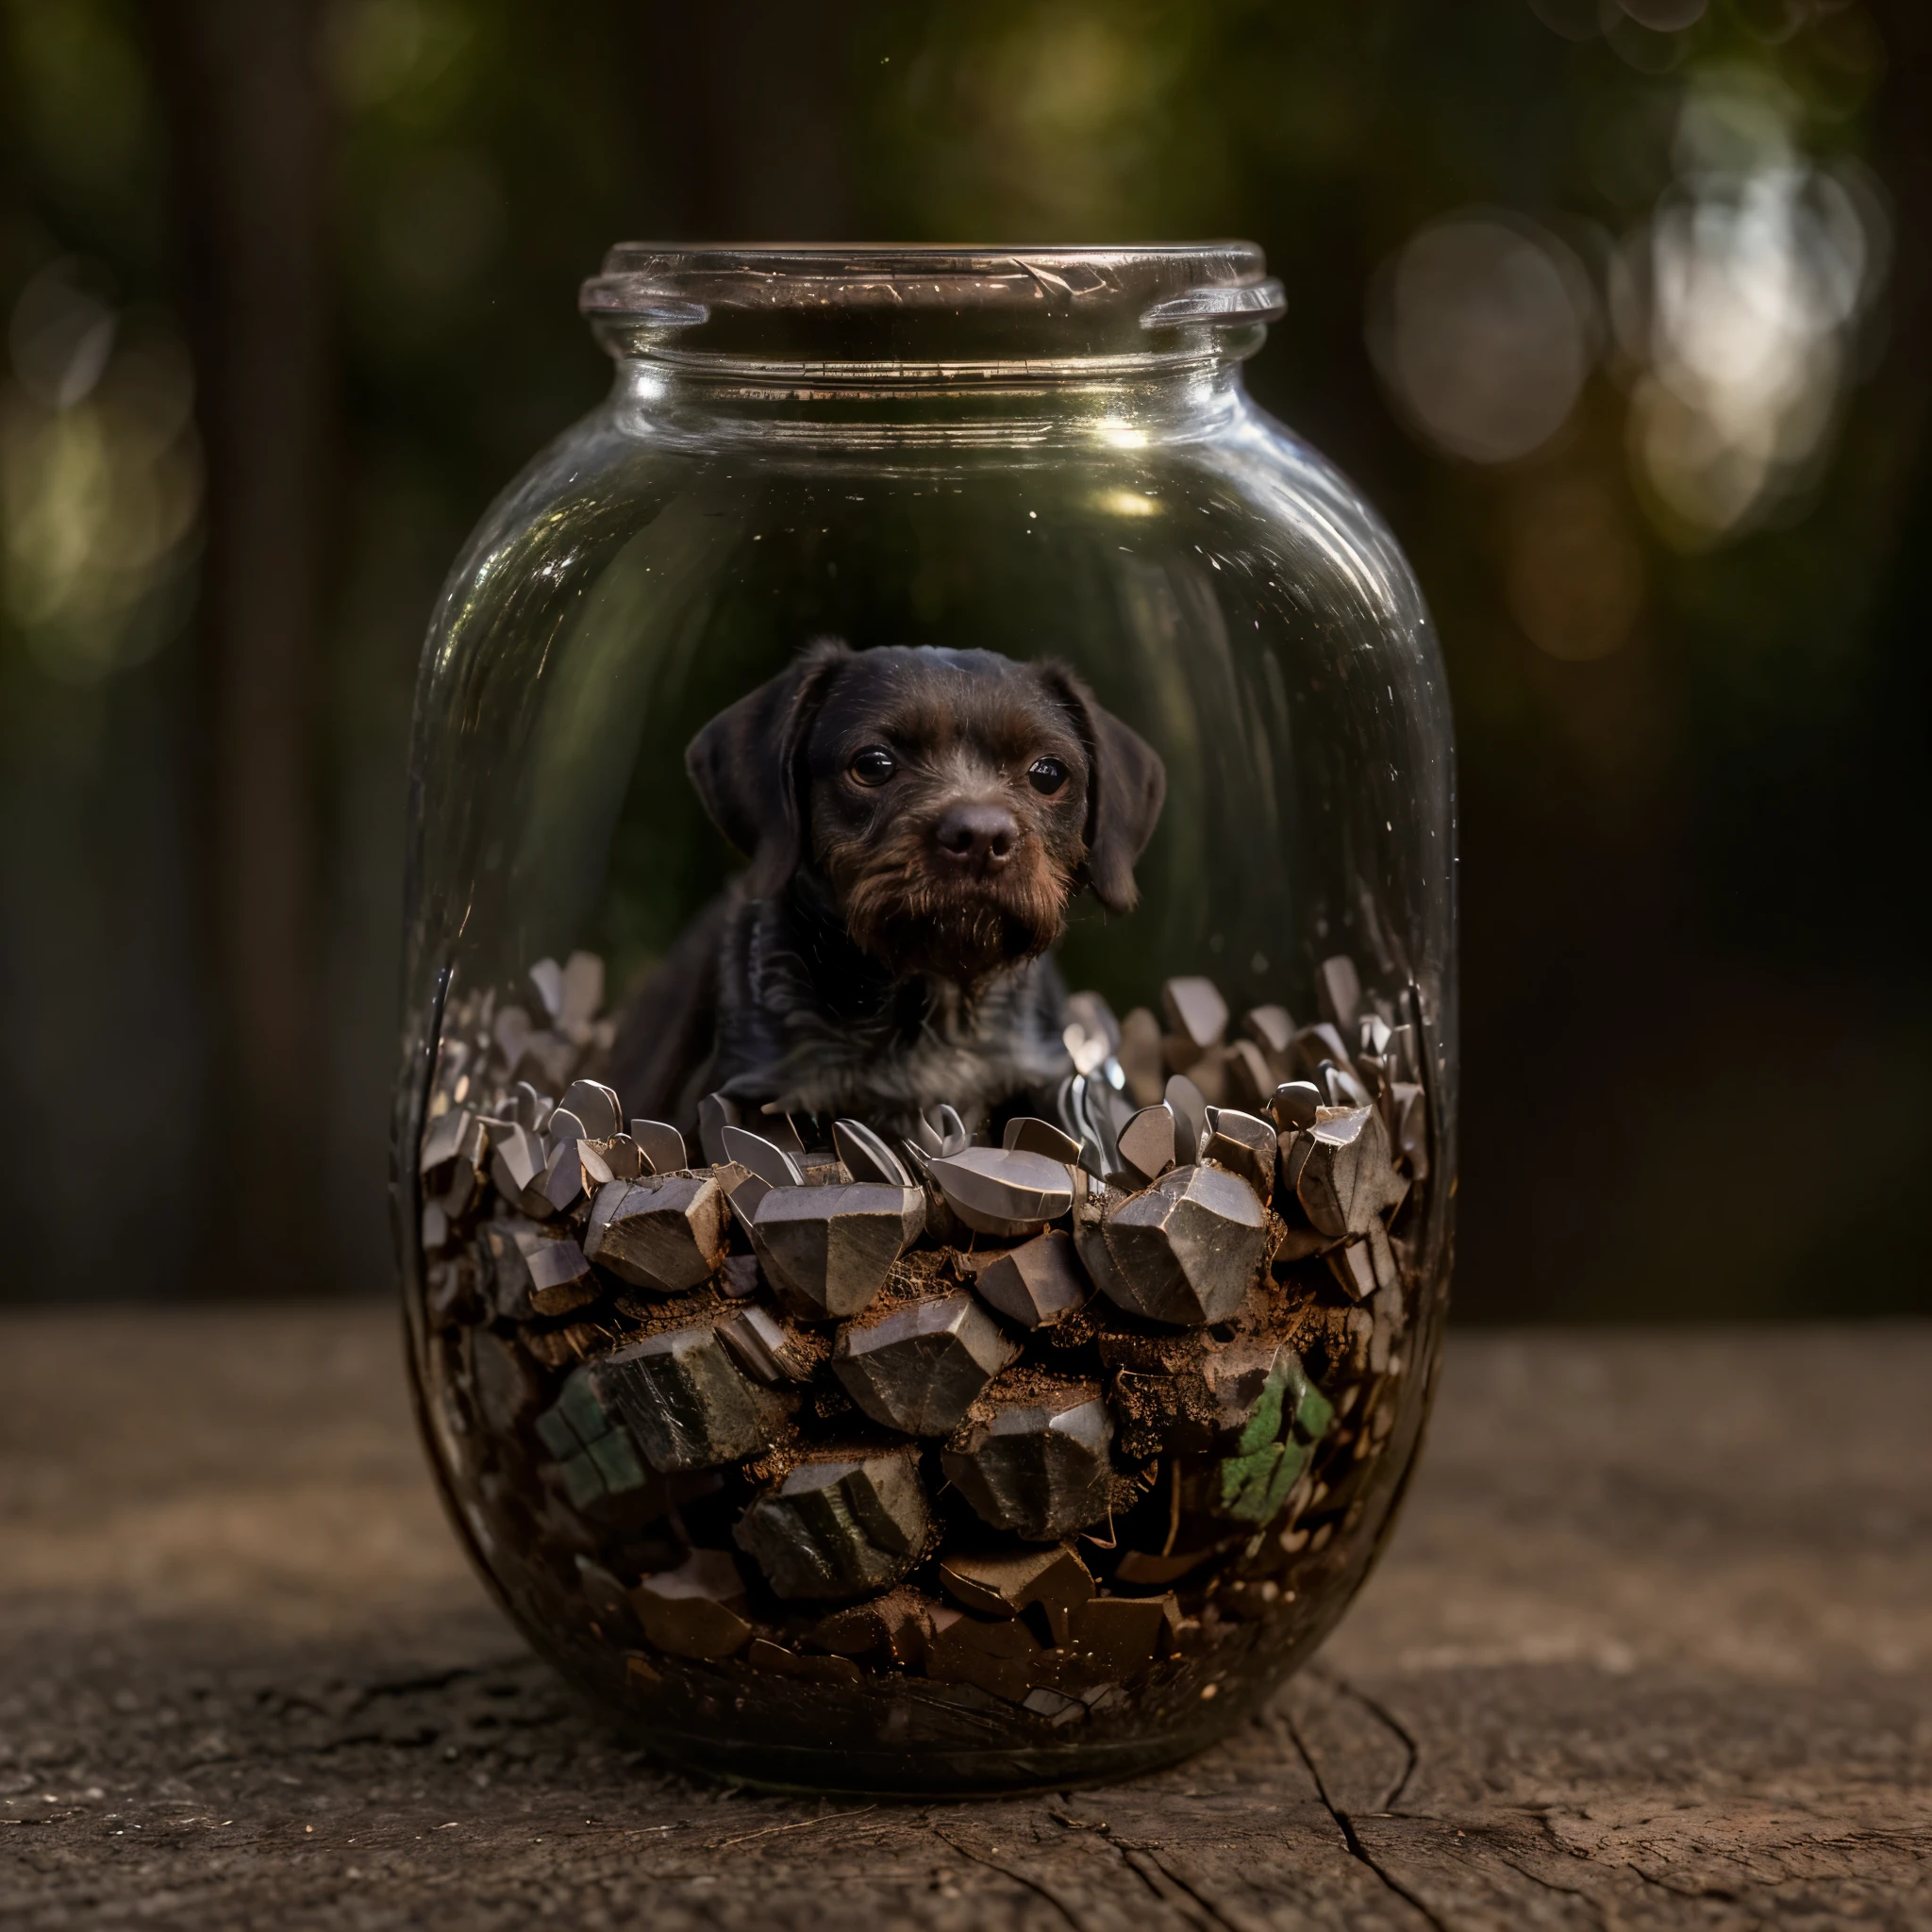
686, 639, 851, 896
1039, 662, 1166, 914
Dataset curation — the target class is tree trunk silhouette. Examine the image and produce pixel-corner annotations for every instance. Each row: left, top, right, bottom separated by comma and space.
630, 0, 858, 240
146, 0, 332, 1293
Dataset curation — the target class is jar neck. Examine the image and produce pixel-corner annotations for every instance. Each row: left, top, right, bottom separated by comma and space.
607, 346, 1257, 449
581, 245, 1284, 449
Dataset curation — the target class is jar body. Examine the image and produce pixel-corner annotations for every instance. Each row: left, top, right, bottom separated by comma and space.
397, 256, 1454, 1793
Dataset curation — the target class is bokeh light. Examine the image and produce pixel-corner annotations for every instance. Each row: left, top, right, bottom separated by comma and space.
0, 261, 202, 685
1617, 71, 1887, 541
1367, 213, 1599, 466
1368, 58, 1889, 555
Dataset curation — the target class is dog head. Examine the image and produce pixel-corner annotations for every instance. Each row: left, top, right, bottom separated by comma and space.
687, 641, 1166, 986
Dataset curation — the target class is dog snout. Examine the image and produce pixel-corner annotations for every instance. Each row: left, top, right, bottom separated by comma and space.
933, 801, 1019, 873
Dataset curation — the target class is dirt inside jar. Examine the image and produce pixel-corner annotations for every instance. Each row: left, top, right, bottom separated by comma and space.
413, 954, 1428, 1774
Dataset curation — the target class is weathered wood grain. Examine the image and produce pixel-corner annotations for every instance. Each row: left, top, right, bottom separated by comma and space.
1, 1311, 1926, 1929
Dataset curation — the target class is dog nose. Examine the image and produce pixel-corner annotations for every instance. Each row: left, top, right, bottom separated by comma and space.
934, 802, 1018, 872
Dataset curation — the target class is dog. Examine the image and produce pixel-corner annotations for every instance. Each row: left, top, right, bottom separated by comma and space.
607, 640, 1166, 1142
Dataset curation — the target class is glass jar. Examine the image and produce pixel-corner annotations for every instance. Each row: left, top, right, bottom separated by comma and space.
395, 243, 1455, 1794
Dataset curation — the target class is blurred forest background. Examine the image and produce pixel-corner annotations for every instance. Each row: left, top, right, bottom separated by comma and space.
0, 0, 1924, 1318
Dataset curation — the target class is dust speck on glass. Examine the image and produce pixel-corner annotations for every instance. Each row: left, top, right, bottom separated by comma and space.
397, 242, 1456, 1793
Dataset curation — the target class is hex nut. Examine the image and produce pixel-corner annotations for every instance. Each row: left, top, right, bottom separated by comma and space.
832, 1290, 1017, 1436
1095, 1163, 1267, 1327
941, 1391, 1113, 1541
583, 1174, 728, 1292
1200, 1106, 1276, 1202
751, 1183, 925, 1320
969, 1230, 1090, 1330
588, 1324, 776, 1473
735, 1450, 931, 1602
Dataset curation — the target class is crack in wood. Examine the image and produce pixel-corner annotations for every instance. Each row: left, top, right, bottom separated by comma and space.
1132, 1848, 1254, 1932
932, 1827, 1091, 1930
1317, 1667, 1423, 1812
1283, 1711, 1450, 1932
1115, 1846, 1188, 1912
1491, 1849, 1613, 1929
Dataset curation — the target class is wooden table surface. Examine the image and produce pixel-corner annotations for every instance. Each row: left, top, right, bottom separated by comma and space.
1, 1309, 1925, 1930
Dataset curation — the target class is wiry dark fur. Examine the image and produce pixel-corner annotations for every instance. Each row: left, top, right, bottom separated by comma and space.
608, 641, 1165, 1141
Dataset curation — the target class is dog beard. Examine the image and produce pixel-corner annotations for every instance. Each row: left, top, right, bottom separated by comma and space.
830, 847, 1073, 988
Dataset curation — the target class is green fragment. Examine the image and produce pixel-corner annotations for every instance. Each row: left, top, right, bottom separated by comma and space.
1293, 1379, 1335, 1442
586, 1425, 649, 1494
1217, 1440, 1279, 1518
558, 1368, 613, 1445
1217, 1436, 1312, 1522
541, 1366, 649, 1501
536, 1399, 582, 1459
1234, 1357, 1291, 1457
1213, 1350, 1333, 1523
558, 1447, 608, 1510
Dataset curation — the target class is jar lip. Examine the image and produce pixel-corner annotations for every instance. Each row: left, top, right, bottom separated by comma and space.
579, 242, 1285, 366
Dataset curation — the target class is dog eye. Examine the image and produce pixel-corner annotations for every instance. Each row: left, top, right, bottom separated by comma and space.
1026, 757, 1068, 795
849, 745, 898, 787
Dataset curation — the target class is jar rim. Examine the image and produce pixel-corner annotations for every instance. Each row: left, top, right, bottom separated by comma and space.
579, 242, 1285, 372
